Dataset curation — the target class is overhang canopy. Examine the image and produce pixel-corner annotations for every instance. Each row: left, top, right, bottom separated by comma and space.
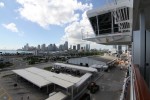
12, 69, 50, 88
83, 32, 131, 45
12, 67, 81, 89
45, 92, 67, 100
54, 63, 98, 72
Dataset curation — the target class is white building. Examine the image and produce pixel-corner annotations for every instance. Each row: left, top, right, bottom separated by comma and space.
67, 56, 116, 68
41, 44, 46, 51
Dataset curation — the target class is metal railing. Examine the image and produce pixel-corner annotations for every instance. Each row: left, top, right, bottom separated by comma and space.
120, 75, 130, 100
130, 64, 136, 100
129, 64, 150, 100
106, 0, 131, 5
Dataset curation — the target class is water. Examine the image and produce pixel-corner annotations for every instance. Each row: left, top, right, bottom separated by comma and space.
0, 50, 34, 54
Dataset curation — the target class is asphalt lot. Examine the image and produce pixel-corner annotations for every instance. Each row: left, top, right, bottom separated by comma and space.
0, 87, 11, 100
91, 67, 126, 100
0, 57, 55, 100
0, 72, 51, 100
0, 57, 126, 100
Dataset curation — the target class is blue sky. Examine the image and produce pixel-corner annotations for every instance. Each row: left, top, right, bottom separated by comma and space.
0, 0, 110, 50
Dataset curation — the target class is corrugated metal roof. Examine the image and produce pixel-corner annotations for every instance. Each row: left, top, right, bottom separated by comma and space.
54, 63, 98, 72
13, 67, 81, 88
45, 92, 67, 100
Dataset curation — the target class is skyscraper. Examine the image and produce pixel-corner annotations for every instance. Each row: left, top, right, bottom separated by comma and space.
53, 44, 57, 51
48, 44, 53, 51
86, 44, 89, 51
64, 41, 68, 50
73, 45, 76, 50
37, 45, 40, 50
41, 44, 46, 51
77, 44, 80, 50
59, 45, 64, 51
70, 45, 72, 50
24, 43, 29, 51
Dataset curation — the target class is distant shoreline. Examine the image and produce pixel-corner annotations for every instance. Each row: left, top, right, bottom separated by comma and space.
0, 50, 34, 54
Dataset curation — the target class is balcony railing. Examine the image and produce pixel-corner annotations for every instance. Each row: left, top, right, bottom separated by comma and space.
130, 64, 150, 100
120, 64, 150, 100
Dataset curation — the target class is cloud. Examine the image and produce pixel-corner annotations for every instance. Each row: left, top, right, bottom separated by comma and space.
16, 0, 92, 28
60, 11, 96, 47
2, 23, 25, 37
2, 23, 19, 32
0, 2, 4, 8
60, 9, 112, 50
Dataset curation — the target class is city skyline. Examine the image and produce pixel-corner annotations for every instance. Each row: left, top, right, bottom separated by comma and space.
21, 41, 93, 51
0, 0, 112, 50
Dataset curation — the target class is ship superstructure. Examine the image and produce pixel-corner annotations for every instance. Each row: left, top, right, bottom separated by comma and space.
84, 0, 150, 100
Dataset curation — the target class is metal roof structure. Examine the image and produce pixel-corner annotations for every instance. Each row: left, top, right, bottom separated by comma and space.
12, 67, 81, 89
45, 92, 67, 100
12, 69, 50, 88
75, 73, 92, 87
25, 67, 80, 83
54, 63, 98, 72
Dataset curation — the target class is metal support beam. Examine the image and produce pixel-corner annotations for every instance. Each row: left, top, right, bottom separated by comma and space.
54, 84, 55, 91
47, 85, 48, 93
71, 86, 74, 100
111, 12, 114, 34
96, 16, 100, 36
139, 9, 146, 78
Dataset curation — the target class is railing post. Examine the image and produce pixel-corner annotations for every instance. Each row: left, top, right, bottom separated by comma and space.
130, 65, 136, 100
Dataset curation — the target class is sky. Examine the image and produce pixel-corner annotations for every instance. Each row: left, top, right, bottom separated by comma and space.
0, 0, 112, 50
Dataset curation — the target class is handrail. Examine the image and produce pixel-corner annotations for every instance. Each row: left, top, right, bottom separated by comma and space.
130, 64, 136, 100
120, 76, 130, 100
131, 64, 150, 100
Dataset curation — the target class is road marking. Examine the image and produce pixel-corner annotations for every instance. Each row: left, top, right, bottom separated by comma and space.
0, 89, 5, 97
0, 87, 12, 100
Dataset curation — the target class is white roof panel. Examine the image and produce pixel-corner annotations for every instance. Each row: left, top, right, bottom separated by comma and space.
12, 69, 50, 88
45, 92, 67, 100
54, 63, 98, 72
56, 73, 80, 83
13, 67, 79, 89
26, 67, 55, 77
90, 64, 103, 68
76, 73, 92, 87
46, 76, 73, 88
26, 67, 81, 84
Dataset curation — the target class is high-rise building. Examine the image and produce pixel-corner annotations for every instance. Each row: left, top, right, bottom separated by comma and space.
84, 46, 86, 50
24, 43, 29, 51
41, 44, 46, 51
37, 45, 40, 50
59, 45, 64, 51
77, 44, 80, 50
53, 44, 57, 51
64, 41, 68, 50
73, 45, 76, 50
86, 44, 89, 51
48, 44, 53, 51
70, 45, 72, 50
